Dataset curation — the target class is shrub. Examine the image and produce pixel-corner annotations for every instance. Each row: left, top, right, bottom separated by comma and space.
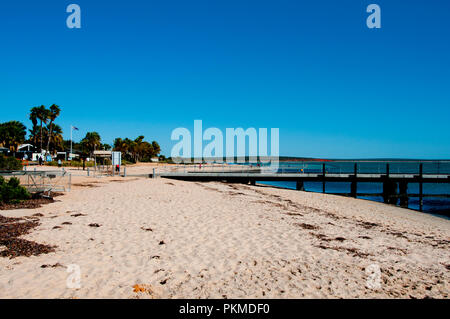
0, 177, 31, 204
8, 177, 20, 188
0, 155, 23, 171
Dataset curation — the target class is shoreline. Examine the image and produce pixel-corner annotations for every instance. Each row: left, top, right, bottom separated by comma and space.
255, 182, 450, 221
0, 168, 449, 298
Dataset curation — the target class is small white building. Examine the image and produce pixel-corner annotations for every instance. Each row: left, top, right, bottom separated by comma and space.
18, 144, 35, 152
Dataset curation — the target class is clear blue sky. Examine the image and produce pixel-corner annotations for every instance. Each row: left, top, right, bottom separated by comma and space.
1, 0, 449, 158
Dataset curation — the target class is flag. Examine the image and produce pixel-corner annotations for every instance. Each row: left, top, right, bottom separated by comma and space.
72, 126, 79, 131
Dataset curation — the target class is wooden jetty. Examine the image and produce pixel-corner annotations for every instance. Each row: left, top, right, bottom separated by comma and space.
159, 163, 450, 211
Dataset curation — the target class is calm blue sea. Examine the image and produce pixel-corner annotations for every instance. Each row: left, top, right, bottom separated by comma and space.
256, 161, 450, 219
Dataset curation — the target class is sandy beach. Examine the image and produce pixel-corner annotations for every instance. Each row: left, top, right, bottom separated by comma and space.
0, 165, 449, 299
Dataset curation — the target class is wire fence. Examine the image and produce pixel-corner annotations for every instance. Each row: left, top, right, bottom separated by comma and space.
0, 170, 72, 195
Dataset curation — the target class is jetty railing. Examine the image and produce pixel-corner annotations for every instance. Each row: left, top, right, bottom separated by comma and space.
156, 163, 265, 175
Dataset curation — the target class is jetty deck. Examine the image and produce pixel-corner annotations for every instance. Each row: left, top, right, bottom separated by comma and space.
158, 163, 450, 211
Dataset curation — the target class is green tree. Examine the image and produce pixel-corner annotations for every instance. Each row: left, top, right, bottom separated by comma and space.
133, 136, 145, 162
114, 137, 135, 161
113, 138, 124, 152
0, 121, 27, 151
151, 141, 161, 156
113, 136, 161, 162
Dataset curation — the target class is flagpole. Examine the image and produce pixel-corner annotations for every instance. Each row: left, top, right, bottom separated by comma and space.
70, 125, 73, 161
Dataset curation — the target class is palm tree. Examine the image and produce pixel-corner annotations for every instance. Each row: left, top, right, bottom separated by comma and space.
80, 132, 101, 157
31, 105, 49, 153
29, 108, 39, 146
46, 104, 61, 154
46, 124, 64, 154
27, 126, 40, 147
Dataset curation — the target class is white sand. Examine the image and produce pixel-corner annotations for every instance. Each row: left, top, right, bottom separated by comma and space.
0, 172, 449, 298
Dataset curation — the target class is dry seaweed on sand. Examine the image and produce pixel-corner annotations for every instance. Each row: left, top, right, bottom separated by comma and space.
0, 215, 56, 258
0, 192, 63, 211
41, 263, 63, 268
71, 213, 87, 217
295, 223, 320, 230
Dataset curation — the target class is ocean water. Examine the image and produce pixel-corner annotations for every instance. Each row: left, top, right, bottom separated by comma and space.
256, 161, 450, 219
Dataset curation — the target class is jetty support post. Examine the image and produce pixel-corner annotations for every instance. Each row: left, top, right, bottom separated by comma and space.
296, 180, 304, 191
419, 163, 423, 211
399, 181, 408, 208
383, 163, 398, 205
322, 163, 326, 193
350, 163, 357, 198
383, 181, 398, 205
